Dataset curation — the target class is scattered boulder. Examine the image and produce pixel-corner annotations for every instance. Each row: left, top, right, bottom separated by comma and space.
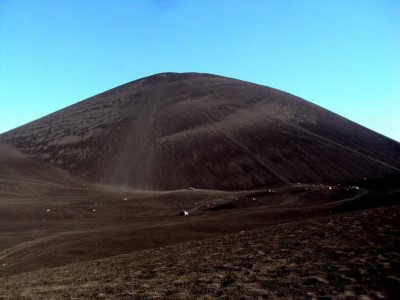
180, 210, 189, 216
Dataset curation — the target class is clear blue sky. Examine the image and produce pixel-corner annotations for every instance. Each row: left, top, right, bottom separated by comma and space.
1, 0, 399, 141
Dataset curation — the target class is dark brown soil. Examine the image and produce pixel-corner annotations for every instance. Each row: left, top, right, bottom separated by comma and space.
1, 204, 398, 299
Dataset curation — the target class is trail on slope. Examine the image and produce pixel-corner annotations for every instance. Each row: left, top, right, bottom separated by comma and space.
104, 75, 168, 189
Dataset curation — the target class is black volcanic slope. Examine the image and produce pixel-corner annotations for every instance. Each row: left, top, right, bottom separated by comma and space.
1, 72, 399, 190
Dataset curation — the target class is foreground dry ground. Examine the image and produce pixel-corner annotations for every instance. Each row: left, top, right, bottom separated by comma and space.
1, 204, 399, 299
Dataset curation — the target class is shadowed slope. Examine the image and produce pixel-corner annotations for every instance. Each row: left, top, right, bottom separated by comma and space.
1, 72, 399, 190
0, 142, 82, 191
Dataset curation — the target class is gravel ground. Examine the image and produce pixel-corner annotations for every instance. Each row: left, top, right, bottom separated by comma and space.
1, 204, 399, 299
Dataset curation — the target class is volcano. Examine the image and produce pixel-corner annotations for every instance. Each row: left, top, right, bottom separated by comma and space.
1, 72, 399, 190
1, 73, 400, 298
